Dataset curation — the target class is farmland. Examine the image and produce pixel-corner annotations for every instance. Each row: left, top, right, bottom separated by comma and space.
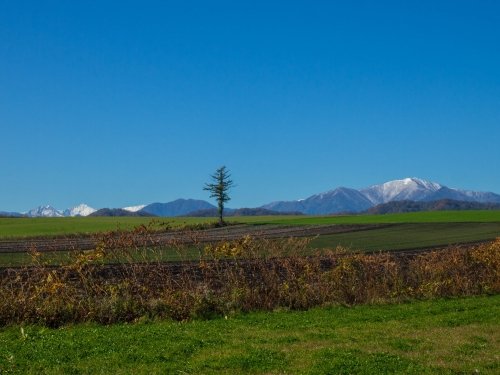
0, 211, 499, 267
0, 222, 499, 267
1, 211, 499, 374
1, 210, 500, 239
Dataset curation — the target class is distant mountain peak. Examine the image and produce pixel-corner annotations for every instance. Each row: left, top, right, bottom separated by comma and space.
123, 204, 146, 212
9, 178, 500, 218
262, 186, 373, 214
25, 203, 96, 217
26, 205, 63, 217
63, 204, 96, 217
361, 177, 442, 204
140, 199, 216, 217
261, 177, 500, 215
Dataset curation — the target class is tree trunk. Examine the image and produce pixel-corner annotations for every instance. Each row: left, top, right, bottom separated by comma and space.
218, 204, 224, 226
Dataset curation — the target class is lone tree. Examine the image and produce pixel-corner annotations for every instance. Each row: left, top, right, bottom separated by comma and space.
203, 166, 234, 226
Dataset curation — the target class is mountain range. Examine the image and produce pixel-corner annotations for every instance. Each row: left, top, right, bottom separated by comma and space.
140, 199, 215, 217
19, 204, 97, 218
88, 208, 155, 217
185, 207, 304, 217
263, 178, 500, 215
5, 178, 500, 217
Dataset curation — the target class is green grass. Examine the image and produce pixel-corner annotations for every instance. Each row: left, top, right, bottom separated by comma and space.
310, 222, 500, 251
252, 210, 500, 225
0, 216, 294, 239
0, 217, 152, 238
1, 295, 498, 374
1, 211, 500, 239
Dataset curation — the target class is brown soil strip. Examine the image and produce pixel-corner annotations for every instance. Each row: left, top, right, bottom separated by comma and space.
0, 224, 391, 253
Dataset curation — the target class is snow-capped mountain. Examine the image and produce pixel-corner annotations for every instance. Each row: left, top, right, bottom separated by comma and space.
262, 187, 373, 214
363, 178, 500, 205
25, 204, 96, 217
123, 204, 146, 212
261, 178, 500, 215
63, 204, 96, 217
361, 177, 443, 204
305, 188, 375, 213
26, 205, 64, 217
451, 189, 500, 203
10, 178, 500, 217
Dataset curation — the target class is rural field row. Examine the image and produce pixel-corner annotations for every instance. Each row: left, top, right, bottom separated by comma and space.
0, 224, 388, 253
0, 241, 481, 279
1, 210, 500, 239
1, 222, 499, 267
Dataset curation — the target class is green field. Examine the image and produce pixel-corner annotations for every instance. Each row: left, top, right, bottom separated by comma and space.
1, 295, 498, 374
310, 222, 500, 251
1, 210, 500, 239
0, 217, 215, 239
253, 210, 500, 225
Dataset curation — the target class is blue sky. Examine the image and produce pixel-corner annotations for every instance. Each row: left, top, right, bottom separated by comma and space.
1, 1, 499, 211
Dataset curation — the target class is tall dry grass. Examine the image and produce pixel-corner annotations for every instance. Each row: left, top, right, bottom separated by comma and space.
0, 227, 498, 326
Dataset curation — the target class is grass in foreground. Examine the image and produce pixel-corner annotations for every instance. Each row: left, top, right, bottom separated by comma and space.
1, 210, 500, 239
0, 295, 498, 374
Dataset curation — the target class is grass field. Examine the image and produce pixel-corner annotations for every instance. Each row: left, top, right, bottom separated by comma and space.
253, 210, 500, 225
310, 222, 500, 251
1, 210, 500, 239
1, 295, 498, 374
0, 217, 215, 239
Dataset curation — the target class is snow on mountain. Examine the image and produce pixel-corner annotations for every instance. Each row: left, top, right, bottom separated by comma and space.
123, 204, 146, 212
362, 178, 500, 205
14, 178, 500, 218
453, 189, 500, 203
262, 187, 373, 214
302, 187, 374, 214
25, 204, 96, 217
26, 205, 64, 217
262, 177, 500, 214
361, 177, 443, 204
63, 204, 97, 217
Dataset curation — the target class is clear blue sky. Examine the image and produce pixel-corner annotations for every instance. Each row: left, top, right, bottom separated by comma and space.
1, 1, 499, 212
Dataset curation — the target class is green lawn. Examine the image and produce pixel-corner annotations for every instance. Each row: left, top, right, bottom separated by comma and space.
1, 211, 500, 239
1, 295, 498, 374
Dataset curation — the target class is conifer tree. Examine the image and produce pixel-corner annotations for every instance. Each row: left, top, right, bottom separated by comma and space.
203, 166, 234, 226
